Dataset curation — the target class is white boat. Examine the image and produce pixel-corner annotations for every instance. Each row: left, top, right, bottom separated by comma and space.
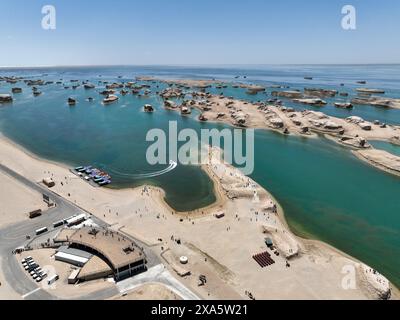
103, 95, 119, 104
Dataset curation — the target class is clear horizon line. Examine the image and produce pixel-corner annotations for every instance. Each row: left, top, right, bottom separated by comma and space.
1, 62, 400, 69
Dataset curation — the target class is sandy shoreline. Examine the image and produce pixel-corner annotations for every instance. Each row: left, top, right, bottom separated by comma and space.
0, 134, 398, 300
0, 132, 226, 217
352, 149, 400, 178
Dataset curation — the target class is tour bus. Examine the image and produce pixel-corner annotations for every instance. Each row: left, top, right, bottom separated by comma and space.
66, 214, 86, 227
35, 227, 48, 235
53, 220, 64, 228
63, 215, 76, 224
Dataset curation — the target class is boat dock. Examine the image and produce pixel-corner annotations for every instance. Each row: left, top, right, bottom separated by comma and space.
70, 166, 112, 187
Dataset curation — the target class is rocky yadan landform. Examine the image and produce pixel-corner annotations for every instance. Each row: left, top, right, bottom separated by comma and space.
154, 79, 400, 178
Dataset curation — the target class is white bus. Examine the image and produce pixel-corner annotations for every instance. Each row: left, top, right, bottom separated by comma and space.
35, 227, 48, 235
66, 214, 86, 227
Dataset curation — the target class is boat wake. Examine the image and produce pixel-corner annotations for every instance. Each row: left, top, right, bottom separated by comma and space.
94, 160, 178, 179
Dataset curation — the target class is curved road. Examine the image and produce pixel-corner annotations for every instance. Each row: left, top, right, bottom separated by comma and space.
0, 163, 159, 300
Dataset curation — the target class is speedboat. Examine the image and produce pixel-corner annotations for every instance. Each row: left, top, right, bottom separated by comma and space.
98, 179, 111, 186
80, 166, 92, 173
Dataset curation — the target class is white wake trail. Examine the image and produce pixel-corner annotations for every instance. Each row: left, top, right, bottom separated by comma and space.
101, 160, 177, 179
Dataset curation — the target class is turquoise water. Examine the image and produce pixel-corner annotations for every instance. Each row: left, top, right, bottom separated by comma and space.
0, 65, 399, 288
251, 132, 400, 288
370, 141, 400, 157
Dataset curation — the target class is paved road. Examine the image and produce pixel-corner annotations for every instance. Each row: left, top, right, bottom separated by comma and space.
0, 163, 159, 300
117, 264, 200, 300
0, 163, 89, 299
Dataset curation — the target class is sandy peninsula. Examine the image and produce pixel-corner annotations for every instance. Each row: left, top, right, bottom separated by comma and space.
0, 135, 398, 300
353, 149, 400, 177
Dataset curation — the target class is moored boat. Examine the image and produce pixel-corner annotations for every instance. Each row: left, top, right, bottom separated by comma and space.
12, 88, 22, 93
68, 97, 76, 106
144, 104, 154, 112
84, 83, 95, 89
103, 94, 119, 104
0, 94, 13, 103
334, 102, 353, 109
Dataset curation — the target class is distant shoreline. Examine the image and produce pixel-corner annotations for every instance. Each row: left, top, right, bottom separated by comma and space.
1, 63, 400, 70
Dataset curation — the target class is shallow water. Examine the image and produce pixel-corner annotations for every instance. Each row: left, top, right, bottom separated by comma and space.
370, 140, 400, 157
0, 65, 399, 287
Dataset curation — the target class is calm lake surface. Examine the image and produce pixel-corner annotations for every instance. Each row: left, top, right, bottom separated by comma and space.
0, 65, 399, 287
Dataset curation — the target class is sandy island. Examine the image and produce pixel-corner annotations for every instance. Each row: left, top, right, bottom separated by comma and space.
153, 78, 400, 178
0, 134, 398, 300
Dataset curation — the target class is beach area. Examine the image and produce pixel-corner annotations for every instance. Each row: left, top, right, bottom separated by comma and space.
0, 134, 398, 300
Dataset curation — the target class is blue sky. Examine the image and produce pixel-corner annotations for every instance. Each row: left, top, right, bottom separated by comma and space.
1, 0, 399, 66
